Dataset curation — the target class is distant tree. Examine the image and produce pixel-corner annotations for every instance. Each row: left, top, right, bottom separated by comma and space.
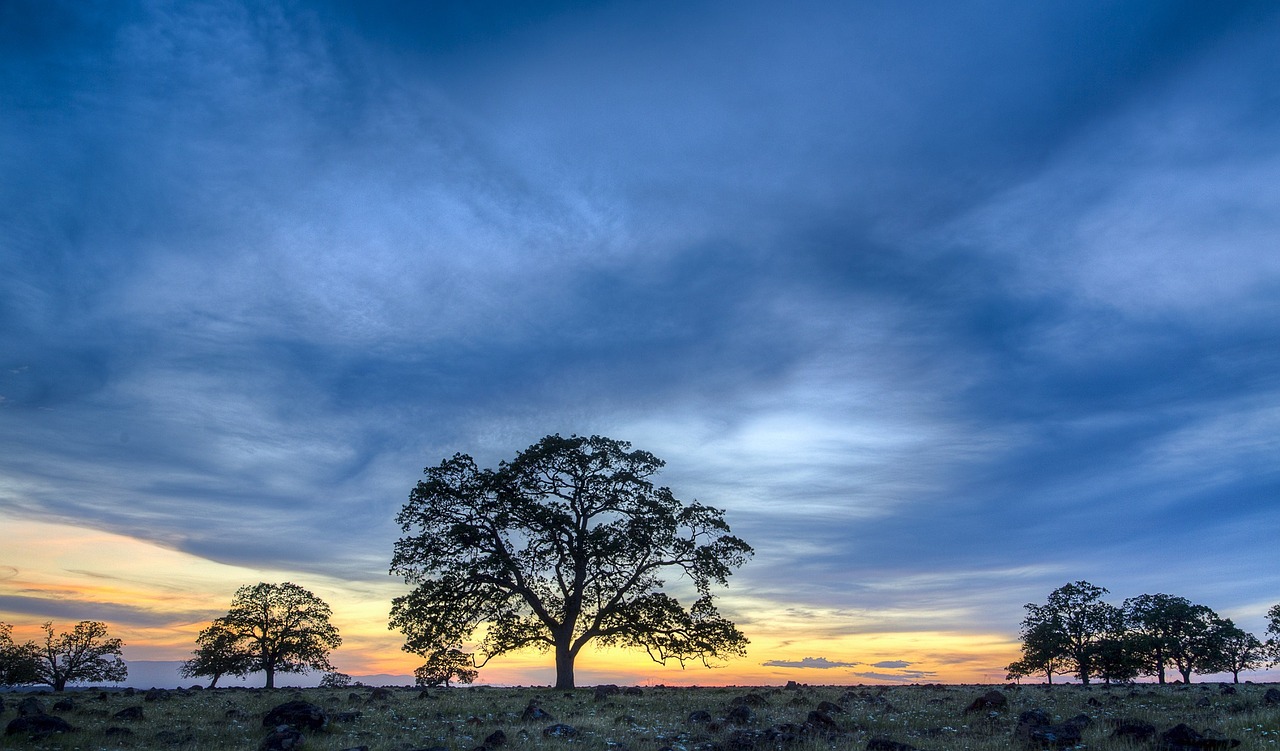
390, 434, 753, 689
213, 582, 342, 688
319, 671, 354, 688
413, 648, 479, 687
1092, 607, 1142, 684
1124, 594, 1218, 684
34, 621, 128, 691
1201, 617, 1266, 683
178, 620, 255, 688
1007, 613, 1071, 684
1267, 603, 1280, 666
0, 622, 39, 686
1019, 581, 1119, 685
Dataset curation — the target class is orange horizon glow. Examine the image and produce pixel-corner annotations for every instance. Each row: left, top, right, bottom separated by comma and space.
1, 511, 1024, 686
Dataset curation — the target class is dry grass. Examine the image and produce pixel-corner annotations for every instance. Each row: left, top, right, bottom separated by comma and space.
2, 681, 1278, 750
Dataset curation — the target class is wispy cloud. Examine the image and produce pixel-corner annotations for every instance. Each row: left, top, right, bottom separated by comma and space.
761, 657, 860, 670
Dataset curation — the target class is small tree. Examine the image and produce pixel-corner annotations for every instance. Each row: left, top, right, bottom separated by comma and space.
1007, 612, 1071, 684
0, 622, 39, 686
413, 648, 479, 687
319, 671, 354, 688
1267, 603, 1280, 666
1202, 617, 1265, 683
213, 582, 342, 688
1022, 581, 1118, 685
391, 434, 752, 689
34, 621, 128, 691
179, 620, 255, 688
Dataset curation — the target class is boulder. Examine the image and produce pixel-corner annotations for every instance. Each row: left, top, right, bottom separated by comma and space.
521, 700, 554, 722
726, 703, 754, 725
53, 698, 75, 712
1112, 719, 1157, 743
817, 700, 846, 714
594, 684, 621, 701
623, 686, 643, 696
154, 729, 196, 746
964, 689, 1008, 713
5, 715, 74, 739
542, 723, 579, 738
17, 696, 45, 716
483, 729, 508, 747
805, 710, 841, 732
334, 710, 362, 722
1159, 723, 1241, 750
262, 700, 328, 731
260, 725, 305, 751
114, 706, 145, 721
1264, 688, 1280, 706
866, 738, 917, 751
368, 687, 394, 701
687, 709, 713, 724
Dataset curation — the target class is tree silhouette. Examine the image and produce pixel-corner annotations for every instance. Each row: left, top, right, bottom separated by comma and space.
34, 621, 127, 691
413, 648, 478, 687
1202, 616, 1266, 683
178, 620, 255, 688
0, 622, 39, 686
390, 434, 752, 689
210, 582, 342, 688
1017, 581, 1117, 685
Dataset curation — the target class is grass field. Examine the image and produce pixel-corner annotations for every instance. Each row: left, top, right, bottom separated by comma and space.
3, 681, 1278, 750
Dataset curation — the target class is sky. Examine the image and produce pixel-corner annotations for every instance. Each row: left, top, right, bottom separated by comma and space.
2, 0, 1279, 687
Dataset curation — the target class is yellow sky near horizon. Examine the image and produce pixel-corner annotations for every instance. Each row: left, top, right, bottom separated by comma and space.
0, 512, 1021, 685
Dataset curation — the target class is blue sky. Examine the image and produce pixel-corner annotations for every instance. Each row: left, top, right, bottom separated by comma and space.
2, 0, 1278, 684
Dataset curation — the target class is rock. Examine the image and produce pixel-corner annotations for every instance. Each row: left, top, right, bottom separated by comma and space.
5, 715, 74, 739
521, 700, 554, 722
964, 689, 1008, 713
17, 696, 45, 716
784, 680, 801, 689
543, 723, 579, 738
867, 738, 917, 751
1219, 685, 1236, 695
731, 692, 769, 707
483, 729, 508, 746
53, 698, 75, 712
348, 692, 363, 703
114, 706, 145, 721
1111, 719, 1157, 743
1264, 688, 1280, 706
1016, 708, 1086, 748
595, 684, 622, 700
688, 710, 713, 724
154, 729, 196, 745
1159, 723, 1241, 750
726, 703, 754, 725
334, 711, 362, 722
623, 686, 643, 696
226, 708, 251, 721
105, 726, 134, 737
144, 688, 168, 702
805, 710, 841, 732
817, 700, 846, 714
262, 700, 328, 730
369, 687, 394, 701
260, 725, 305, 751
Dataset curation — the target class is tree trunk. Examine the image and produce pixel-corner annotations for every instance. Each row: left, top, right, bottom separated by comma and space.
1232, 670, 1240, 683
265, 665, 275, 689
554, 642, 575, 690
1179, 667, 1191, 684
53, 676, 67, 692
208, 674, 220, 689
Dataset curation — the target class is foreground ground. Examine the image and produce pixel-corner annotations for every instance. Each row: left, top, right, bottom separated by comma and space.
2, 681, 1278, 750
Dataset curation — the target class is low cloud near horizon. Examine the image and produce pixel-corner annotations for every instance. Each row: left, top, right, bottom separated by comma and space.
761, 657, 860, 670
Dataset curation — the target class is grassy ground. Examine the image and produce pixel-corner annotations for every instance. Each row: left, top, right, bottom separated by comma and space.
2, 681, 1278, 750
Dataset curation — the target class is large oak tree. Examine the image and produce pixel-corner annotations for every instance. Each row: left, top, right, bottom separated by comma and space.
206, 582, 342, 688
390, 434, 752, 689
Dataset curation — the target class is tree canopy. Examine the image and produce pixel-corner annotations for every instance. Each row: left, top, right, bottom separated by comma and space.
198, 582, 342, 688
0, 622, 39, 687
33, 621, 128, 691
390, 434, 753, 689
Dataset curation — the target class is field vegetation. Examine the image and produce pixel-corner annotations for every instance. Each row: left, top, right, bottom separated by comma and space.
3, 681, 1279, 750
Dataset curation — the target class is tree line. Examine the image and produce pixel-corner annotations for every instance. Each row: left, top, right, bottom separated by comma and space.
1, 435, 753, 691
1008, 581, 1280, 685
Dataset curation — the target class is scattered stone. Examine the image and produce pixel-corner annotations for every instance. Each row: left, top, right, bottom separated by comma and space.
595, 684, 621, 701
145, 688, 168, 702
623, 686, 644, 696
1159, 723, 1241, 750
260, 725, 305, 751
1016, 708, 1087, 748
105, 726, 134, 737
334, 710, 362, 722
817, 700, 846, 714
805, 710, 841, 732
17, 696, 45, 716
543, 723, 579, 738
5, 715, 74, 739
521, 700, 554, 722
688, 710, 713, 724
369, 687, 394, 701
964, 689, 1008, 713
348, 692, 363, 703
113, 706, 145, 721
1111, 719, 1157, 743
784, 680, 801, 690
154, 729, 196, 746
52, 698, 75, 712
1087, 697, 1102, 707
726, 703, 754, 725
1219, 685, 1236, 695
1264, 688, 1280, 706
867, 738, 918, 751
731, 692, 769, 707
483, 729, 508, 747
226, 708, 251, 721
262, 700, 328, 730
